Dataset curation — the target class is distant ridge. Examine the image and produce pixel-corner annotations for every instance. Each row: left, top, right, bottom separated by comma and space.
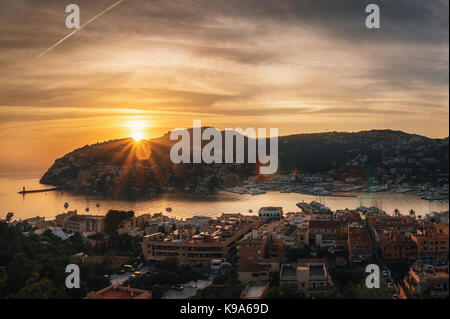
40, 129, 449, 198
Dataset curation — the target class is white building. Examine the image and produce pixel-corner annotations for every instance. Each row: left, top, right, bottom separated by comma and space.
258, 207, 283, 221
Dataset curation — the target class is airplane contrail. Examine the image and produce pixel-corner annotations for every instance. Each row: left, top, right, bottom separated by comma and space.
34, 0, 126, 60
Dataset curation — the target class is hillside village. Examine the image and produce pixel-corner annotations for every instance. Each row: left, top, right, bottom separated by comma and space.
3, 202, 448, 299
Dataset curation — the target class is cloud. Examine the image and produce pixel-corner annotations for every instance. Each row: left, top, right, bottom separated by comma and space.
0, 0, 448, 136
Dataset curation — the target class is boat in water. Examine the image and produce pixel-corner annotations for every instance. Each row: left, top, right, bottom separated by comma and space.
248, 188, 266, 195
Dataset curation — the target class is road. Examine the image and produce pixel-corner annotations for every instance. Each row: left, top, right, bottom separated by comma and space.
163, 278, 214, 299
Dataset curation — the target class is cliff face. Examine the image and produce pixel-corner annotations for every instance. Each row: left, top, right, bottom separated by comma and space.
40, 129, 449, 198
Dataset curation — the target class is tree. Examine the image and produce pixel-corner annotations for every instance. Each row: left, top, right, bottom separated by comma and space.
15, 277, 63, 299
393, 209, 401, 217
151, 284, 164, 299
264, 287, 281, 299
104, 210, 135, 235
7, 253, 35, 294
287, 247, 311, 262
280, 285, 305, 299
409, 210, 416, 219
0, 266, 8, 297
103, 249, 115, 269
390, 261, 411, 282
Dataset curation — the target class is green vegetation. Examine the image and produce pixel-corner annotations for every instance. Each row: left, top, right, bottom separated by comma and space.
389, 261, 411, 282
194, 283, 245, 299
0, 222, 112, 298
104, 210, 134, 235
319, 283, 392, 299
286, 247, 312, 262
193, 269, 244, 299
123, 259, 207, 298
324, 268, 392, 299
265, 285, 306, 299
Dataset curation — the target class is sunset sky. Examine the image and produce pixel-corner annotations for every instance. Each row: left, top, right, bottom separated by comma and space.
0, 0, 448, 172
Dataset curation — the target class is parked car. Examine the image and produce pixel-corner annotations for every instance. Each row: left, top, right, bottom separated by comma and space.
171, 285, 184, 291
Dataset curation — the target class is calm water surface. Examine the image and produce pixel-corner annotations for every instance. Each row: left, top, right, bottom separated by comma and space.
0, 172, 448, 220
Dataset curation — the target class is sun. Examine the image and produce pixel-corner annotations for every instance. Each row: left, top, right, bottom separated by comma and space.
131, 131, 145, 142
125, 119, 150, 141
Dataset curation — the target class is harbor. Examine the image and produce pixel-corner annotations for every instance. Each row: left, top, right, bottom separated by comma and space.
18, 186, 60, 194
2, 176, 448, 221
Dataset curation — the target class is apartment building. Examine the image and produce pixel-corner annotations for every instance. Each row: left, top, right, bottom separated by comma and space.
280, 258, 331, 297
258, 207, 283, 221
308, 220, 338, 248
237, 263, 271, 283
367, 215, 418, 242
297, 225, 309, 246
237, 230, 269, 265
142, 215, 260, 267
297, 258, 331, 297
348, 226, 373, 263
411, 229, 449, 263
118, 213, 152, 229
379, 232, 417, 262
403, 262, 449, 299
56, 210, 105, 234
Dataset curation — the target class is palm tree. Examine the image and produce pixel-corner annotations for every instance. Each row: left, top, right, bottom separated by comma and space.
393, 208, 401, 217
409, 209, 416, 219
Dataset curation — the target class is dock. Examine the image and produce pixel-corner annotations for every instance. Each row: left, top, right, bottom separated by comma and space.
18, 187, 60, 194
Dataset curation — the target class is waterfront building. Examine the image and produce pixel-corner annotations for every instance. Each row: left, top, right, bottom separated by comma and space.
258, 207, 283, 221
56, 210, 105, 234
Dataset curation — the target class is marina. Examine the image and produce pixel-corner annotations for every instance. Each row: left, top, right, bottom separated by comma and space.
1, 176, 448, 221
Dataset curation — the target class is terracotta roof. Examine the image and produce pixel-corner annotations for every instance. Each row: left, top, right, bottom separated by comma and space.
86, 285, 151, 299
309, 220, 338, 228
297, 257, 328, 266
237, 263, 271, 272
348, 227, 372, 246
